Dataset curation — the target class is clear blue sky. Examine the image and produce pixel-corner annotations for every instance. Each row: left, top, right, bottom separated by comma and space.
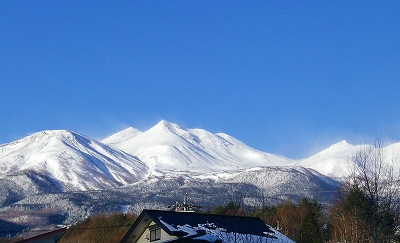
1, 1, 399, 159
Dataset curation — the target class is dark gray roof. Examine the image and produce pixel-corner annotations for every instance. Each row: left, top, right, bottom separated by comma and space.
120, 210, 275, 243
17, 227, 67, 243
145, 210, 274, 236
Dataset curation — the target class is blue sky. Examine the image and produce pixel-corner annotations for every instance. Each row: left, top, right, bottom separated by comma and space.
1, 1, 399, 159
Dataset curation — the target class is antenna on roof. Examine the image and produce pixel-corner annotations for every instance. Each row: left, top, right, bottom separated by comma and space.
184, 192, 188, 206
168, 192, 200, 212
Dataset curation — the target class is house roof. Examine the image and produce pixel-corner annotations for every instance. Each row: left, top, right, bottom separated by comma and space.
120, 210, 276, 243
17, 227, 67, 243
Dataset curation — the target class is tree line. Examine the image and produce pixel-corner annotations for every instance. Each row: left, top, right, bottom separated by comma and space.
0, 213, 138, 243
207, 198, 325, 243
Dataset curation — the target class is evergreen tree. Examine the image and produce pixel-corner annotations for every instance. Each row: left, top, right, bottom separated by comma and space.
59, 213, 137, 243
209, 201, 248, 216
298, 198, 324, 243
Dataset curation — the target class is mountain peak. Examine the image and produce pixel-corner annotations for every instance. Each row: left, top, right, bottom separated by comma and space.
155, 119, 174, 128
1, 130, 78, 148
158, 119, 170, 125
328, 140, 352, 149
101, 127, 141, 145
151, 120, 183, 133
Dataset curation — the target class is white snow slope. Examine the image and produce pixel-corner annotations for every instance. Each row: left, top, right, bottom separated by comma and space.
295, 141, 363, 178
102, 120, 294, 173
0, 130, 148, 191
296, 140, 400, 178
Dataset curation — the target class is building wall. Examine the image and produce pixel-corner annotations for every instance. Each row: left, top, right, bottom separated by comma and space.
136, 221, 178, 243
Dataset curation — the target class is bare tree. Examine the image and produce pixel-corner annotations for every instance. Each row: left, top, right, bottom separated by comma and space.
329, 183, 371, 243
348, 138, 400, 243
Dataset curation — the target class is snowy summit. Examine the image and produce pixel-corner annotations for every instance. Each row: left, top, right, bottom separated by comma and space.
102, 120, 294, 173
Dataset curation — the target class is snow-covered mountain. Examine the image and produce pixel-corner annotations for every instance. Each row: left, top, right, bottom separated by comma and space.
101, 120, 294, 173
0, 119, 367, 235
383, 142, 400, 168
101, 127, 142, 145
296, 140, 400, 178
0, 130, 148, 191
295, 140, 362, 178
2, 120, 398, 193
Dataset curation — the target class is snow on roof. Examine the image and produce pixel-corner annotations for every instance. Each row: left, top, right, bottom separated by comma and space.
143, 210, 295, 243
158, 216, 180, 234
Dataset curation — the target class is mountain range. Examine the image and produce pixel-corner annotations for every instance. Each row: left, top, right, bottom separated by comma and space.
1, 120, 399, 236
